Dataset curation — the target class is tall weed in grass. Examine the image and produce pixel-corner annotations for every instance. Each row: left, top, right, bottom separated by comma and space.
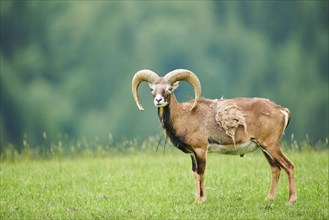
0, 134, 163, 162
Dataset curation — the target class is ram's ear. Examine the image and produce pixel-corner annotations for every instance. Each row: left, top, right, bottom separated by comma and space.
171, 81, 179, 91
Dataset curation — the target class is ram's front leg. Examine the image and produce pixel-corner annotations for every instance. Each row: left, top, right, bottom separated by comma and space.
191, 154, 200, 202
191, 148, 207, 203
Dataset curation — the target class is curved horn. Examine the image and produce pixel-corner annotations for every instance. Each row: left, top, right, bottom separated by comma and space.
164, 69, 201, 111
132, 69, 160, 111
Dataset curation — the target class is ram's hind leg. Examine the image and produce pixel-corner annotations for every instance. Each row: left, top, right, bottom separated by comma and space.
262, 149, 281, 201
276, 150, 297, 204
262, 145, 297, 204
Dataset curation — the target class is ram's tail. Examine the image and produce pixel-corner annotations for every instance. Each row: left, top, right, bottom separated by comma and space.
282, 108, 291, 129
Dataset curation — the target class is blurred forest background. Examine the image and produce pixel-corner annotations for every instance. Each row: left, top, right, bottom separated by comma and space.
1, 1, 328, 151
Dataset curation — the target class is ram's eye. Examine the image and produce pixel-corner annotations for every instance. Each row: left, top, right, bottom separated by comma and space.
167, 87, 174, 93
165, 88, 172, 94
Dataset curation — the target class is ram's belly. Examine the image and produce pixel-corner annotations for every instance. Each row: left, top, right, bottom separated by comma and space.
208, 140, 259, 155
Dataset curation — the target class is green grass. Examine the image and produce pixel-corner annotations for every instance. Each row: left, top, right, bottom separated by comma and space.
1, 148, 328, 219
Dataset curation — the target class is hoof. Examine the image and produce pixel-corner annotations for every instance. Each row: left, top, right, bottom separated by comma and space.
287, 195, 297, 205
196, 196, 207, 204
265, 195, 275, 201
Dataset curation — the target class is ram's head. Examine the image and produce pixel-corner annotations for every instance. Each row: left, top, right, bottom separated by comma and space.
131, 69, 201, 111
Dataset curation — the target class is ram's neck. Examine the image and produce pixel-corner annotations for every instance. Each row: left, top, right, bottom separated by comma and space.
157, 94, 191, 153
157, 94, 179, 124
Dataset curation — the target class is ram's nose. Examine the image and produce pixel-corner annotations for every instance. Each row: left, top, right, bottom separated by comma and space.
154, 94, 167, 107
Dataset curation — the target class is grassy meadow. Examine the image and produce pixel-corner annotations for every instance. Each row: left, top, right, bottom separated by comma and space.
0, 140, 328, 219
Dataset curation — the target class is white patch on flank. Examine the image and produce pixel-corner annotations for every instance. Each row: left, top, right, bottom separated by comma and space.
208, 140, 259, 155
